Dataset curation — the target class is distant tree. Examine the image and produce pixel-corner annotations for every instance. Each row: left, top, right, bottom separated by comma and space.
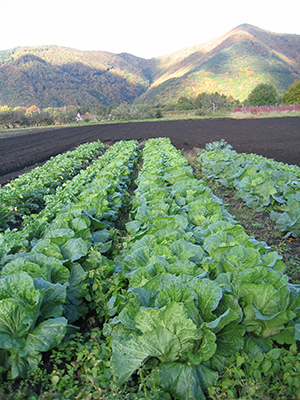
43, 107, 77, 124
0, 111, 13, 128
164, 103, 176, 111
110, 103, 153, 121
155, 108, 163, 118
246, 83, 279, 106
194, 92, 235, 115
29, 111, 54, 126
25, 105, 40, 114
282, 80, 300, 105
130, 103, 153, 120
0, 105, 10, 112
176, 96, 194, 111
0, 109, 30, 128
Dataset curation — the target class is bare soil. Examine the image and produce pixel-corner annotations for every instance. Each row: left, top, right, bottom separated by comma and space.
0, 117, 299, 185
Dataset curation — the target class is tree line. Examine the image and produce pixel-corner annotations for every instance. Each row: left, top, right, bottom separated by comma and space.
0, 81, 299, 128
175, 80, 300, 113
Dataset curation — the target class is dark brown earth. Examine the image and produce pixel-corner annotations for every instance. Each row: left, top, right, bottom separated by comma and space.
0, 117, 299, 185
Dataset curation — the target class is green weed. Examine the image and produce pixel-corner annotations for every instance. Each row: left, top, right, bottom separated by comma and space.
207, 343, 300, 400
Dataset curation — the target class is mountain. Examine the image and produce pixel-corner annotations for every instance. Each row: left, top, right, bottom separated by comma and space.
141, 24, 300, 103
0, 24, 299, 108
0, 46, 153, 107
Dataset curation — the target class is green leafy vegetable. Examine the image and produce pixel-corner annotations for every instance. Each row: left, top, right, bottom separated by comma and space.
0, 273, 67, 378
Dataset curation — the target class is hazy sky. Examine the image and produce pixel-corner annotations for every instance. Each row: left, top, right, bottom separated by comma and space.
1, 0, 300, 59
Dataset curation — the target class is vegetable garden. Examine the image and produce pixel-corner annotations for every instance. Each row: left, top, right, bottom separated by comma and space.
0, 135, 300, 399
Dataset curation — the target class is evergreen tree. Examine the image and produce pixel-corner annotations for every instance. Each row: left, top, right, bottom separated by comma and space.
246, 83, 279, 106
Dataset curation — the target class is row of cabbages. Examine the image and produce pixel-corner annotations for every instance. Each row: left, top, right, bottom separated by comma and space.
104, 138, 300, 400
0, 140, 137, 259
0, 140, 105, 231
198, 140, 300, 237
0, 140, 140, 379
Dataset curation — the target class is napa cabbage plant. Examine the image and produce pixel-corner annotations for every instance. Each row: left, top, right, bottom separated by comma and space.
0, 272, 67, 378
106, 274, 244, 400
271, 192, 300, 237
216, 267, 300, 345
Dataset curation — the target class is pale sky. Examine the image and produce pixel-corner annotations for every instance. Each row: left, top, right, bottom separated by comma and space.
1, 0, 300, 59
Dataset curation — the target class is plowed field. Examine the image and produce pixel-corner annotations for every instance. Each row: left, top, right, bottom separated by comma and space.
0, 117, 299, 185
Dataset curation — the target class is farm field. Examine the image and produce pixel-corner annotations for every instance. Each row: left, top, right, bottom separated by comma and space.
0, 116, 299, 184
0, 120, 300, 399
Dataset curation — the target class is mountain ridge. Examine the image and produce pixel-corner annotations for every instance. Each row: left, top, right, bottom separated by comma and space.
140, 24, 300, 103
0, 24, 299, 107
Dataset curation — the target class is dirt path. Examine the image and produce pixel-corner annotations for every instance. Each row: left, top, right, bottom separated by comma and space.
0, 117, 299, 185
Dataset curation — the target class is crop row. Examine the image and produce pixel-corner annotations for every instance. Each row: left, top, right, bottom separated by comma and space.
198, 140, 300, 237
104, 138, 300, 400
0, 140, 139, 260
0, 140, 140, 379
0, 140, 105, 231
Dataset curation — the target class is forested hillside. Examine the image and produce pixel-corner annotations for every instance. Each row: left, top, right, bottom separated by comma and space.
0, 24, 299, 107
0, 47, 153, 107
